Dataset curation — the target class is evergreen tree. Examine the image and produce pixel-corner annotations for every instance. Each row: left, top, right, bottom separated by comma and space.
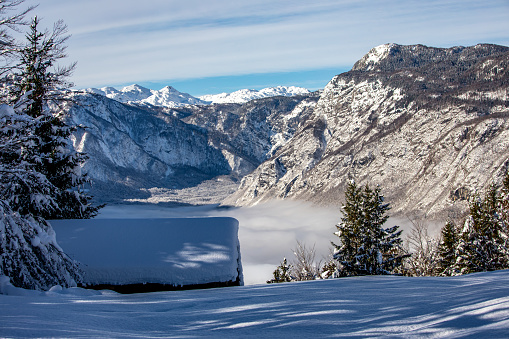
267, 258, 293, 283
0, 2, 82, 290
332, 181, 407, 276
454, 185, 508, 274
436, 221, 459, 276
0, 200, 81, 290
8, 16, 100, 219
500, 170, 509, 233
0, 103, 60, 217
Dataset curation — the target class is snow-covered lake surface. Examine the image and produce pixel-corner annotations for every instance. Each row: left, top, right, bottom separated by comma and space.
1, 270, 508, 337
93, 202, 342, 285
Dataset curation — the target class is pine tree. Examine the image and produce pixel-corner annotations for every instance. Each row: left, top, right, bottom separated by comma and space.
500, 170, 509, 233
333, 181, 407, 276
454, 185, 508, 274
436, 221, 459, 276
8, 16, 100, 219
0, 200, 81, 290
0, 3, 82, 290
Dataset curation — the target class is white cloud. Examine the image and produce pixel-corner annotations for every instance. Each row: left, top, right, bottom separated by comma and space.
20, 0, 509, 89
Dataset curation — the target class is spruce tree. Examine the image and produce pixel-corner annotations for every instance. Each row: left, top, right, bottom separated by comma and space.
0, 3, 82, 290
436, 221, 459, 276
455, 185, 508, 274
9, 16, 100, 219
500, 170, 509, 232
333, 181, 407, 276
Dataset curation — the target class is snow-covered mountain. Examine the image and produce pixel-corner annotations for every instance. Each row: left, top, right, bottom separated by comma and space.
199, 86, 311, 104
86, 84, 311, 108
224, 43, 509, 220
59, 92, 230, 201
85, 84, 208, 108
68, 43, 509, 219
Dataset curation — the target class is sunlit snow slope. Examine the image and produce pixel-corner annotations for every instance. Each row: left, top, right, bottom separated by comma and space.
1, 270, 508, 337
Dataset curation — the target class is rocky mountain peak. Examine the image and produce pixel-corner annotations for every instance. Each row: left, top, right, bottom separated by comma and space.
352, 43, 509, 74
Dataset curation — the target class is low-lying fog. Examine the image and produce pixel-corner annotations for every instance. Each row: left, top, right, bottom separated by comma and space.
96, 201, 440, 285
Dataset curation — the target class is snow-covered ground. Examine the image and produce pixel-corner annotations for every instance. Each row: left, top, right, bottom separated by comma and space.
1, 270, 508, 337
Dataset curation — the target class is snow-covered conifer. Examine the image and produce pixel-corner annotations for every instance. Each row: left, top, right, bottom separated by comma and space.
267, 258, 293, 283
454, 185, 508, 274
436, 221, 459, 276
333, 181, 407, 276
0, 200, 81, 290
8, 16, 100, 219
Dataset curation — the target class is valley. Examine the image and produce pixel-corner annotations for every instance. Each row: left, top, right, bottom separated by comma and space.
65, 43, 509, 222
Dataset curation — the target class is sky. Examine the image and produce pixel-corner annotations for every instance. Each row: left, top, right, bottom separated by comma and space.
17, 0, 509, 96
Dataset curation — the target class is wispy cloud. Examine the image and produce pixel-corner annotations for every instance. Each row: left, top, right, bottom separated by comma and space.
22, 0, 509, 91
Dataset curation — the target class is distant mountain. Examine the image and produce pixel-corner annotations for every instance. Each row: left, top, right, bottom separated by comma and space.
84, 84, 208, 108
199, 86, 311, 104
86, 84, 311, 108
60, 91, 230, 201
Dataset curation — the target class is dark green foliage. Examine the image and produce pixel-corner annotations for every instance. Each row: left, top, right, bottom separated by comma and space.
8, 16, 101, 219
500, 170, 509, 231
267, 258, 293, 283
436, 221, 460, 276
454, 184, 508, 274
320, 258, 337, 279
332, 181, 407, 276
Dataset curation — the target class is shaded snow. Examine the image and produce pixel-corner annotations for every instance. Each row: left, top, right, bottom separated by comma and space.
50, 218, 242, 287
1, 270, 508, 337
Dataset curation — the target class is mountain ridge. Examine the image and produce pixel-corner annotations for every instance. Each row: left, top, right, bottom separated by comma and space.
67, 43, 509, 219
84, 84, 312, 107
223, 43, 509, 220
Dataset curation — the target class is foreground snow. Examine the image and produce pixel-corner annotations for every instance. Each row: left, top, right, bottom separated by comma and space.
1, 270, 509, 337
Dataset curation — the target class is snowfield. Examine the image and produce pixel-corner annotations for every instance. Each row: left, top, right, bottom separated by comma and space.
1, 270, 509, 337
49, 218, 242, 289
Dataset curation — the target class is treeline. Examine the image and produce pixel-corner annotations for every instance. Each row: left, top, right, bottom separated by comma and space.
268, 171, 509, 283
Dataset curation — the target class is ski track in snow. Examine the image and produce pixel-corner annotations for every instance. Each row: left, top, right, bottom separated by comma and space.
1, 270, 509, 337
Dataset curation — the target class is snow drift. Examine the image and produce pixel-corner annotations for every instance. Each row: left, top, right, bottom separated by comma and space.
1, 270, 508, 337
50, 217, 243, 292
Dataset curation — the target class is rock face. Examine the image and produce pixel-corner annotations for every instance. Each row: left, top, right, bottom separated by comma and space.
224, 44, 509, 220
183, 94, 319, 176
61, 90, 318, 202
62, 93, 230, 201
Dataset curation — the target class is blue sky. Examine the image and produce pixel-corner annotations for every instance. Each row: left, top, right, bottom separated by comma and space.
20, 0, 509, 96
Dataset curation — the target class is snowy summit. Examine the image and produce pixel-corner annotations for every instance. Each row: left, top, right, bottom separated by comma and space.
85, 84, 208, 108
85, 84, 311, 107
198, 86, 311, 104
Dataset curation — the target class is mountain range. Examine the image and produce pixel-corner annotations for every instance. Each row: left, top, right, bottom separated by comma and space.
64, 43, 509, 220
85, 84, 311, 107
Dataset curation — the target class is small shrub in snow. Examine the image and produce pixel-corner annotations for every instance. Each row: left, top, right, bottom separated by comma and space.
267, 258, 293, 283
